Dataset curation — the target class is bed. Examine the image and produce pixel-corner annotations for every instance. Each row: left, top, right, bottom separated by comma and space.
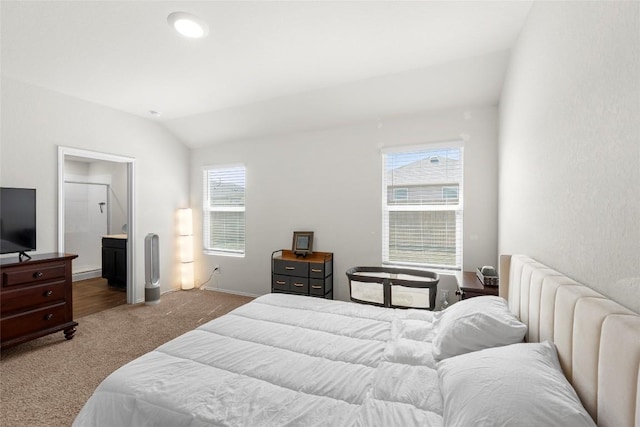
73, 255, 639, 426
498, 254, 640, 427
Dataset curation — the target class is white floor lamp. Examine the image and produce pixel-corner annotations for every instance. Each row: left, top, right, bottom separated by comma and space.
178, 208, 194, 290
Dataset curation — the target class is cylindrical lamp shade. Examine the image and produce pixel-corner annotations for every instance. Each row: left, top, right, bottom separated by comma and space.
181, 261, 194, 290
179, 235, 194, 263
178, 208, 193, 236
178, 208, 194, 290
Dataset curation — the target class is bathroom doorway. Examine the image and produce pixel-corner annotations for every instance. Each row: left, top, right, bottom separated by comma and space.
57, 147, 136, 305
64, 181, 110, 279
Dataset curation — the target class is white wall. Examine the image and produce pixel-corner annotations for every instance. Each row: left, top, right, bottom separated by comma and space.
1, 77, 191, 300
191, 106, 499, 302
499, 2, 640, 313
64, 159, 128, 236
88, 161, 128, 234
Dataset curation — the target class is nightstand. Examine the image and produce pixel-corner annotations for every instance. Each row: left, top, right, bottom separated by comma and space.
456, 271, 499, 300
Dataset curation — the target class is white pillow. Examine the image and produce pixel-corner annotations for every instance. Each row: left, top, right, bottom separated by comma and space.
432, 296, 526, 360
437, 341, 596, 427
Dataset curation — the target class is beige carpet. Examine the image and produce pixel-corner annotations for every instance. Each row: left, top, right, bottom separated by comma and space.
0, 289, 254, 427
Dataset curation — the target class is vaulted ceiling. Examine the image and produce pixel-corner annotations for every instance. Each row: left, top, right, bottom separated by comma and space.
1, 1, 532, 146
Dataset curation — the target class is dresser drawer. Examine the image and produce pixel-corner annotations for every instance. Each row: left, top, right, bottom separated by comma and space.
1, 280, 66, 313
102, 237, 126, 249
309, 276, 333, 296
2, 262, 66, 287
309, 279, 326, 296
1, 301, 68, 341
309, 263, 326, 279
273, 259, 309, 277
289, 278, 309, 294
272, 275, 290, 292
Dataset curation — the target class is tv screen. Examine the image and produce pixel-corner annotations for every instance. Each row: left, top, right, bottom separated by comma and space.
0, 187, 36, 255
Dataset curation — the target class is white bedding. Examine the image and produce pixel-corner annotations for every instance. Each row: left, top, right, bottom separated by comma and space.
73, 293, 443, 427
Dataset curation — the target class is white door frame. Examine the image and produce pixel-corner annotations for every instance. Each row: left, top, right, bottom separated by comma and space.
57, 146, 136, 304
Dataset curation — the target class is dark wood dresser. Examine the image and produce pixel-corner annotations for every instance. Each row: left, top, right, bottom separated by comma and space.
0, 253, 78, 349
456, 271, 499, 300
272, 250, 333, 299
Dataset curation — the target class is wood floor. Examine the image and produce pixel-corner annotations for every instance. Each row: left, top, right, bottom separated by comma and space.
72, 277, 127, 319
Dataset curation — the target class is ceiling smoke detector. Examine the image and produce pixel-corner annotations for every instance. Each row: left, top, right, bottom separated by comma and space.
167, 12, 209, 39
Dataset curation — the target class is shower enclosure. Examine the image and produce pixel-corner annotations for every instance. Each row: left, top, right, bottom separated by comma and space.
64, 181, 109, 279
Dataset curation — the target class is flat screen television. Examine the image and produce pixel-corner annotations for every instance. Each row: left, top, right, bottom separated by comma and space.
0, 187, 36, 259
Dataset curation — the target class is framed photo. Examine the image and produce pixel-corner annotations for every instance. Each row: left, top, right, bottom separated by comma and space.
292, 231, 314, 256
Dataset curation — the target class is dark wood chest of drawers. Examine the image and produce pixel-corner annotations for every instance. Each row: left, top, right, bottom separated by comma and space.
0, 253, 78, 348
272, 250, 333, 299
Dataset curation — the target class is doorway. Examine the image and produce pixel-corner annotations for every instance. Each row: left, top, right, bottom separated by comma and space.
64, 181, 109, 279
57, 147, 136, 304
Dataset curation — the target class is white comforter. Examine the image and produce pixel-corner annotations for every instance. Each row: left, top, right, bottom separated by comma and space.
73, 293, 443, 427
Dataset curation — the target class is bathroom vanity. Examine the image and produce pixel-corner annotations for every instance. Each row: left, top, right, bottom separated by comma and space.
102, 234, 127, 288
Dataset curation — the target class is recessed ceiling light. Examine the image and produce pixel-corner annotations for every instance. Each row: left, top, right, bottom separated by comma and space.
167, 12, 209, 39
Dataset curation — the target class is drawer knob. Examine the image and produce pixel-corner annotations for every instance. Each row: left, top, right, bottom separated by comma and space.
311, 285, 322, 289
293, 283, 304, 287
285, 267, 295, 270
276, 281, 286, 285
311, 269, 322, 273
43, 290, 54, 297
33, 272, 44, 279
44, 314, 54, 321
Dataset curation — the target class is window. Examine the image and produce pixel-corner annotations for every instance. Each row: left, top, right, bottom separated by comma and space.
382, 143, 463, 270
203, 165, 246, 256
393, 188, 408, 201
442, 186, 459, 201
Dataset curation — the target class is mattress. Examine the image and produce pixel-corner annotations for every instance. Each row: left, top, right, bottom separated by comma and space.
73, 293, 443, 426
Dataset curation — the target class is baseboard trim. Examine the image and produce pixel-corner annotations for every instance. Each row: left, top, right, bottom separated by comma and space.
73, 269, 102, 282
200, 286, 261, 298
132, 287, 261, 304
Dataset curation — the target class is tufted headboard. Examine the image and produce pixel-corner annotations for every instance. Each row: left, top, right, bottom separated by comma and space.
499, 254, 640, 427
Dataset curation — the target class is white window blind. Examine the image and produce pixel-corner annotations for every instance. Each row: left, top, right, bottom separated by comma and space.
203, 165, 246, 256
382, 143, 463, 270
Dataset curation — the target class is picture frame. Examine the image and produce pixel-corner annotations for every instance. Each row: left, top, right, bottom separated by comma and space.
292, 231, 314, 256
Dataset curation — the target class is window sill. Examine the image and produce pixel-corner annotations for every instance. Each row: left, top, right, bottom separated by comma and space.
381, 262, 461, 275
204, 250, 245, 258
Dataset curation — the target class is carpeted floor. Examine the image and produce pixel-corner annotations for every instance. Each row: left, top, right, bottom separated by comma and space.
0, 289, 254, 427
